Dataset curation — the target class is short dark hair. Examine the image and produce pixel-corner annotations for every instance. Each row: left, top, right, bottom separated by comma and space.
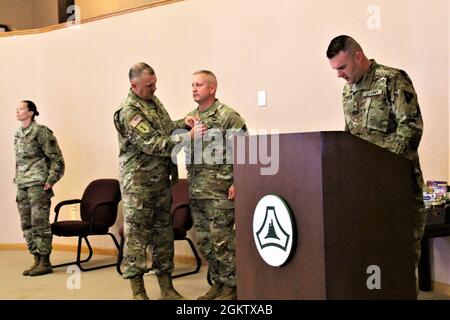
22, 100, 39, 121
129, 62, 155, 82
326, 35, 362, 59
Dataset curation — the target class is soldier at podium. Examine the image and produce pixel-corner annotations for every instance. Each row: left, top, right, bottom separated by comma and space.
326, 35, 425, 273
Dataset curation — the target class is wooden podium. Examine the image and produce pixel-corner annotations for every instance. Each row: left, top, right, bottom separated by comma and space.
234, 132, 416, 299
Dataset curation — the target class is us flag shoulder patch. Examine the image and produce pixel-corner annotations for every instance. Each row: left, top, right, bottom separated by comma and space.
129, 114, 143, 128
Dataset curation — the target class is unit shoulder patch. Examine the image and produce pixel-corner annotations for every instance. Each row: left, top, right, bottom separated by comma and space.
136, 122, 150, 134
129, 114, 150, 134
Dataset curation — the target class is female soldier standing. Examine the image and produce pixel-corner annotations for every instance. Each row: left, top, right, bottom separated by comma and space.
15, 100, 65, 276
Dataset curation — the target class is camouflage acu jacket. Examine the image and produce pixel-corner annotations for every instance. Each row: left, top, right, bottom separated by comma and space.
342, 60, 423, 166
114, 89, 187, 193
14, 121, 65, 188
186, 100, 247, 199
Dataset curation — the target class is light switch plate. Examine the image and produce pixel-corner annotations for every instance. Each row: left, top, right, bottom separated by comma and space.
257, 90, 267, 107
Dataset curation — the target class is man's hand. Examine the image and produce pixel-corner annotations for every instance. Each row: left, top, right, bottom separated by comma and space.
44, 183, 53, 191
189, 122, 207, 139
228, 184, 235, 200
185, 116, 196, 128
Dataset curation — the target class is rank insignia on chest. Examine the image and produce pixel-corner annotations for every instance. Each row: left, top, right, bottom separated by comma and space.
363, 89, 383, 97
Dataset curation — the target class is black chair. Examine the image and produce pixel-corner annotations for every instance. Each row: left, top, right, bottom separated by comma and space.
116, 179, 202, 278
51, 179, 121, 271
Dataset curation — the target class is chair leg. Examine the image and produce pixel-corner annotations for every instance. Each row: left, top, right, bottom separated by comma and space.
172, 237, 202, 279
116, 235, 125, 276
77, 233, 121, 272
207, 267, 213, 285
51, 236, 93, 269
109, 232, 121, 250
77, 237, 94, 271
52, 234, 121, 272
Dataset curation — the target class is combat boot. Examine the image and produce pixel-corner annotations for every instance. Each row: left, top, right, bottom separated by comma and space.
130, 275, 149, 300
23, 253, 40, 276
197, 282, 223, 300
157, 273, 185, 300
214, 285, 237, 300
29, 254, 52, 276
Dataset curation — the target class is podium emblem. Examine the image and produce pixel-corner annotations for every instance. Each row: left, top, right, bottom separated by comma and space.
253, 195, 295, 267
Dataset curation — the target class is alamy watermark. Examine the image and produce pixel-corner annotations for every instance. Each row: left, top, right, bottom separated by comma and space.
366, 265, 381, 290
170, 128, 280, 176
367, 5, 381, 30
66, 265, 81, 290
66, 5, 81, 29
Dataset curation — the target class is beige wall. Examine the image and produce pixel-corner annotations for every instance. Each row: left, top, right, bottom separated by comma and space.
433, 0, 450, 289
0, 33, 42, 243
0, 0, 449, 279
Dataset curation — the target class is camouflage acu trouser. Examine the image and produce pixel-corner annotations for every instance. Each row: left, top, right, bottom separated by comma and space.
190, 198, 236, 287
413, 166, 426, 270
16, 185, 54, 255
122, 187, 174, 279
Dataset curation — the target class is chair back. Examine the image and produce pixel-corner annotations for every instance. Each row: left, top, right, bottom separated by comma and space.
80, 179, 121, 227
172, 179, 193, 231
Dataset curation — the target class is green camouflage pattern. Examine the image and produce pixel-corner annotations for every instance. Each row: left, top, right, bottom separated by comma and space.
14, 121, 65, 188
342, 60, 425, 267
114, 89, 186, 193
190, 198, 236, 287
185, 100, 247, 200
122, 188, 174, 279
17, 186, 54, 255
186, 100, 246, 288
14, 121, 64, 256
114, 89, 186, 279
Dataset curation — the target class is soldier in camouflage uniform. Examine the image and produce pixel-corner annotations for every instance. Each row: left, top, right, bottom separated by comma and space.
14, 100, 65, 277
113, 62, 203, 300
184, 70, 247, 300
327, 35, 425, 276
